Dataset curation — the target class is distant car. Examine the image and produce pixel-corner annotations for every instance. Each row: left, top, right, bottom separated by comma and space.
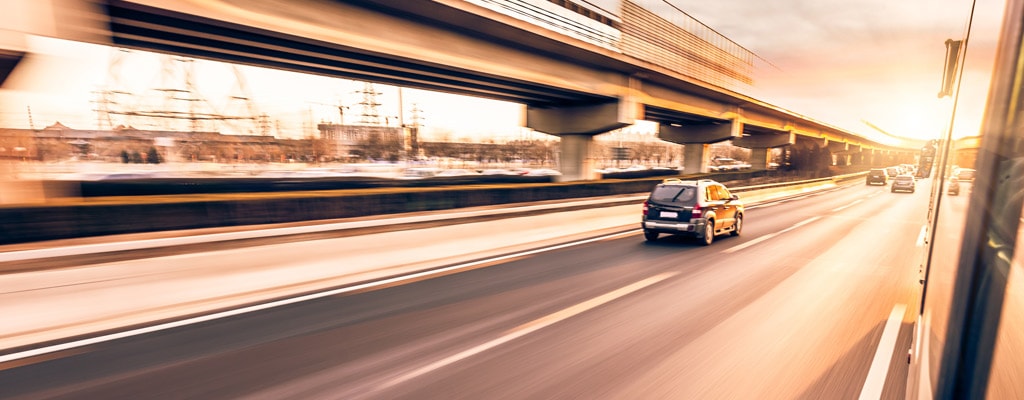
948, 177, 960, 195
891, 174, 916, 193
480, 169, 518, 175
709, 157, 750, 171
866, 168, 888, 185
956, 168, 976, 181
886, 166, 901, 178
396, 167, 442, 179
642, 178, 743, 245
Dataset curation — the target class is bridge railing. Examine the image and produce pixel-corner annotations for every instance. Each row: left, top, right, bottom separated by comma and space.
459, 0, 759, 91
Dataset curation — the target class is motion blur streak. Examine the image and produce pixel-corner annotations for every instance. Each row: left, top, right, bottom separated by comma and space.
0, 229, 638, 364
378, 272, 679, 391
0, 181, 923, 399
858, 303, 908, 400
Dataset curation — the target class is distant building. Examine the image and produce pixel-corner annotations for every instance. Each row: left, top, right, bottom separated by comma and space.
317, 123, 404, 160
0, 123, 311, 162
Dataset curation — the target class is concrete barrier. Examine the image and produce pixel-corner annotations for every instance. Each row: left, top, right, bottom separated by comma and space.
0, 172, 868, 244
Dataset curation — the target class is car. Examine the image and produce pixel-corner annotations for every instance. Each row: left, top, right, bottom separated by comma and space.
948, 177, 960, 195
480, 169, 518, 175
708, 157, 751, 172
885, 166, 901, 178
642, 178, 743, 245
396, 167, 442, 179
866, 168, 888, 185
891, 174, 916, 193
956, 168, 976, 181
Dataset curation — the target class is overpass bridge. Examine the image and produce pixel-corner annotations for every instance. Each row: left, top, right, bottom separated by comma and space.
2, 0, 919, 179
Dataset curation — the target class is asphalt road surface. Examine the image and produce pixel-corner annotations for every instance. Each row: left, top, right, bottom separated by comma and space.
0, 181, 929, 399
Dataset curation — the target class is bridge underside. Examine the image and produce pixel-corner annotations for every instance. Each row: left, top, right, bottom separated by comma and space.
1, 0, 915, 180
645, 106, 795, 173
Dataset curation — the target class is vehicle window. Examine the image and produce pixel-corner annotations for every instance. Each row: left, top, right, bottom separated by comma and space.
916, 3, 1024, 395
650, 185, 696, 204
717, 185, 732, 199
705, 186, 718, 201
983, 159, 1024, 398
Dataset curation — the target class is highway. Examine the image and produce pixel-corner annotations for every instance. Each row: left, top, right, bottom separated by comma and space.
0, 181, 929, 399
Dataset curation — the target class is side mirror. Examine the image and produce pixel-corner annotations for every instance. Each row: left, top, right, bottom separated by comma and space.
730, 194, 740, 201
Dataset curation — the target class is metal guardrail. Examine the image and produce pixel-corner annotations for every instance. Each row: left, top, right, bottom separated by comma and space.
729, 171, 868, 192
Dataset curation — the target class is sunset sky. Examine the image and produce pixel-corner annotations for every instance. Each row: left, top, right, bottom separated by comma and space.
0, 0, 1008, 142
679, 0, 1005, 141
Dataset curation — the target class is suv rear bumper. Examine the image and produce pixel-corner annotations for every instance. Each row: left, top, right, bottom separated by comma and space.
643, 219, 705, 234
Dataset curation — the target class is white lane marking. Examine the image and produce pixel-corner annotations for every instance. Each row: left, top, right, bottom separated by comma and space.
747, 201, 784, 210
916, 225, 928, 247
723, 216, 822, 254
783, 216, 822, 232
0, 196, 649, 263
722, 233, 779, 253
0, 230, 638, 364
831, 199, 864, 212
859, 303, 908, 400
379, 272, 679, 390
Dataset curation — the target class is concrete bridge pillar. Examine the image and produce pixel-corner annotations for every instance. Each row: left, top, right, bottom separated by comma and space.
868, 149, 882, 166
659, 120, 740, 173
847, 145, 863, 166
749, 148, 770, 170
558, 135, 597, 180
683, 144, 711, 174
526, 99, 638, 180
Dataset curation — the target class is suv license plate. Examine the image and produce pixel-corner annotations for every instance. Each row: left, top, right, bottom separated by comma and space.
660, 211, 678, 218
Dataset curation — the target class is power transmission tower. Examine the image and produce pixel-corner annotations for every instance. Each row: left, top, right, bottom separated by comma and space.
408, 103, 425, 128
355, 82, 383, 125
99, 51, 264, 134
222, 65, 262, 135
408, 102, 424, 156
92, 48, 132, 130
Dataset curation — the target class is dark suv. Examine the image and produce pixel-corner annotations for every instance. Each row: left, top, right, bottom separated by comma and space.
866, 168, 888, 185
642, 179, 743, 245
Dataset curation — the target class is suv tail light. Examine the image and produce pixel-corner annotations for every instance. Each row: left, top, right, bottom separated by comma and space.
691, 204, 702, 218
642, 200, 649, 216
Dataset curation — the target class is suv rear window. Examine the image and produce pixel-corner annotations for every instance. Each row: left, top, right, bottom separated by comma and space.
650, 185, 698, 205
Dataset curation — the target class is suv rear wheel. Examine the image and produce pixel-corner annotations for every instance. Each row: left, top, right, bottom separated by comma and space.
643, 230, 659, 241
701, 220, 715, 245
